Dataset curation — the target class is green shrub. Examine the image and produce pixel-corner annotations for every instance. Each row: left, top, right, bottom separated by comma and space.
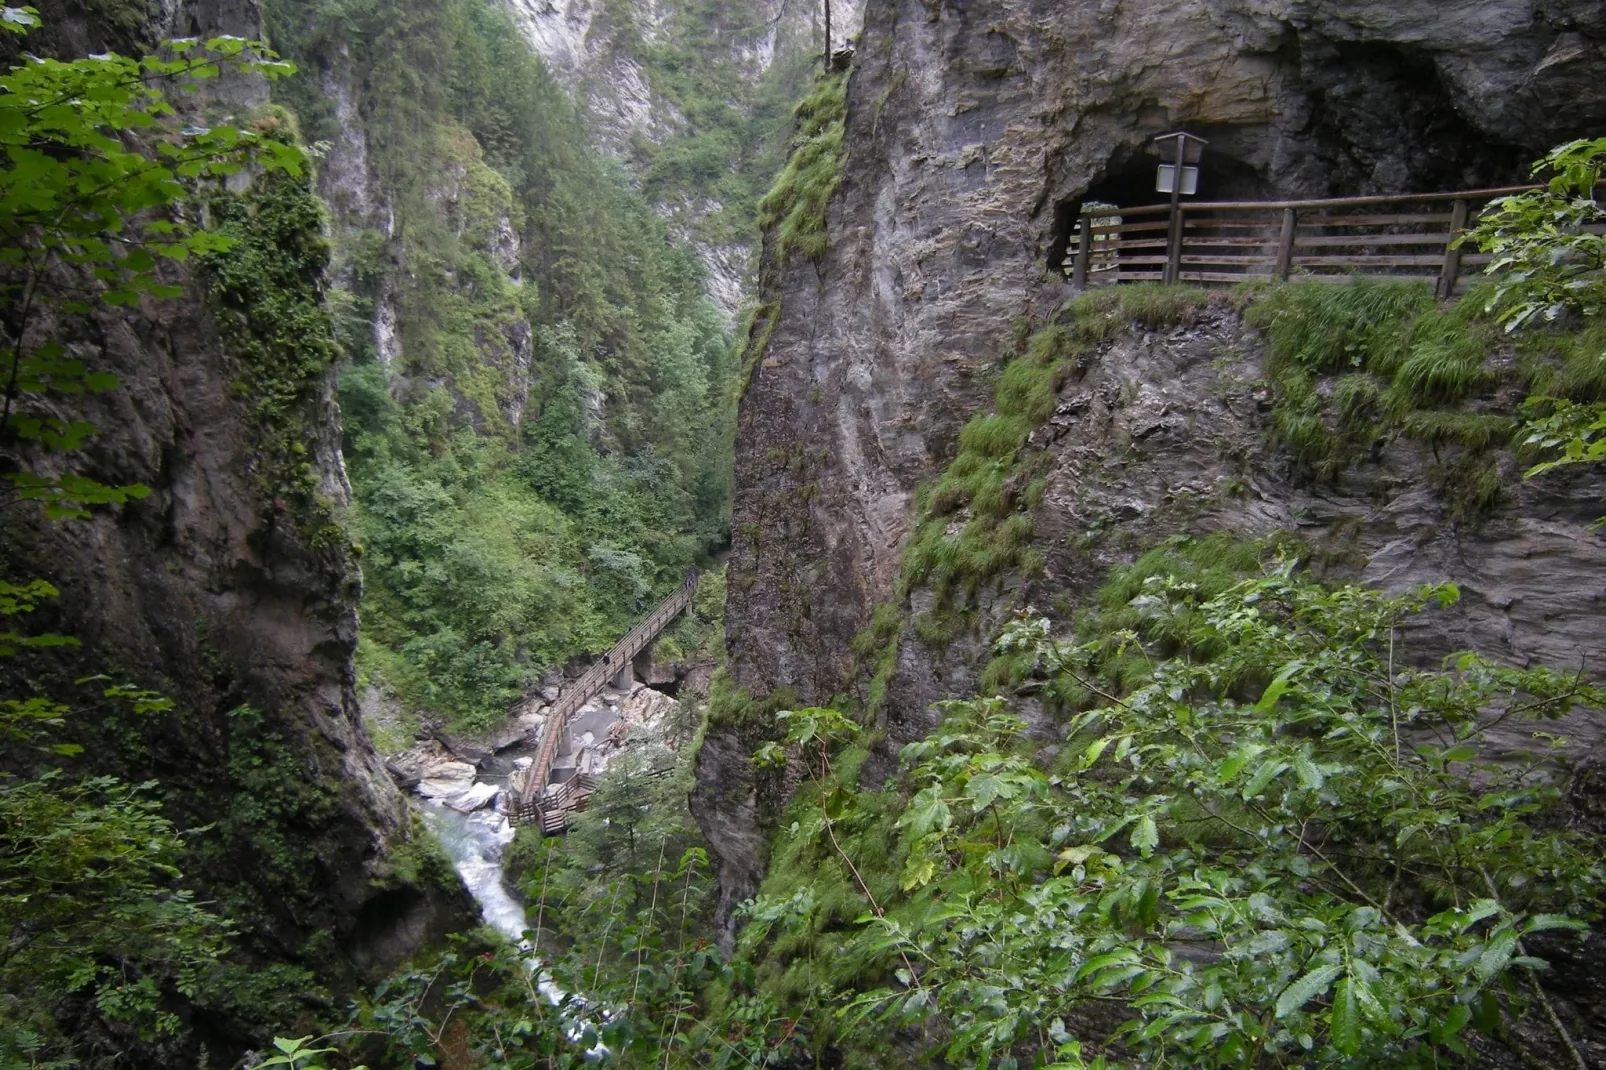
858, 574, 1606, 1068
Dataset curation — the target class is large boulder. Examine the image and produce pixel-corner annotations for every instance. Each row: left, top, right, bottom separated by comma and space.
621, 686, 679, 729
389, 740, 479, 803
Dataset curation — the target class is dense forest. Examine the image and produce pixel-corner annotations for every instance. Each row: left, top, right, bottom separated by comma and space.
262, 0, 740, 730
3, 0, 1606, 1067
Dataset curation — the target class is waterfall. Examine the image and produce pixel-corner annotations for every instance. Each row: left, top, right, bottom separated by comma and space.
418, 801, 528, 942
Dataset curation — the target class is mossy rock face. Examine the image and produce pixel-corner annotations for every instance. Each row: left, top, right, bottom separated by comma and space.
900, 288, 1203, 613
841, 280, 1606, 781
1240, 280, 1602, 519
0, 150, 474, 1069
758, 70, 850, 263
203, 170, 346, 539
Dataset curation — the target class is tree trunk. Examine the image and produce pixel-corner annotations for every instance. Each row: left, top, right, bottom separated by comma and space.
823, 0, 831, 67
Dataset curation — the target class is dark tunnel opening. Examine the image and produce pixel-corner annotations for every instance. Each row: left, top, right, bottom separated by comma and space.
1047, 146, 1274, 276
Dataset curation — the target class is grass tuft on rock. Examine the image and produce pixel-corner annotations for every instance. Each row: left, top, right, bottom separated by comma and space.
1245, 280, 1537, 516
757, 70, 849, 261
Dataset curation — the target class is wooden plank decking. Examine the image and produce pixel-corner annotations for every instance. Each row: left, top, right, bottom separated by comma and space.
503, 572, 698, 833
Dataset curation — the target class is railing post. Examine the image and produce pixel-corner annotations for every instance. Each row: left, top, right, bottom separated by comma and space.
1437, 199, 1470, 299
1276, 207, 1298, 281
1071, 214, 1091, 291
1164, 204, 1185, 285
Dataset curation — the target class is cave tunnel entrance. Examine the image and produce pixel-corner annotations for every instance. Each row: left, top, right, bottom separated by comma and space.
1047, 145, 1273, 277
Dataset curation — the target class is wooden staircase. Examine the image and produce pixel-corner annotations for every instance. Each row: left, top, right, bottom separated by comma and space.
503, 572, 698, 833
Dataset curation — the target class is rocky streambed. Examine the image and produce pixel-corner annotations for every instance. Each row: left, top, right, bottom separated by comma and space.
383, 678, 685, 938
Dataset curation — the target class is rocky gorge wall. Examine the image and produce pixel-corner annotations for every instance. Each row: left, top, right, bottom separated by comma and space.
0, 0, 474, 1059
702, 0, 1606, 948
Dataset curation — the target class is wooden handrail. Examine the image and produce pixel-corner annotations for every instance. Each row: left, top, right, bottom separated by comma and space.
1068, 178, 1604, 294
512, 572, 699, 816
1077, 179, 1606, 219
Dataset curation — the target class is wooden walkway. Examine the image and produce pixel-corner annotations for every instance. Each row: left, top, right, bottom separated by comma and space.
1067, 182, 1605, 296
503, 572, 698, 833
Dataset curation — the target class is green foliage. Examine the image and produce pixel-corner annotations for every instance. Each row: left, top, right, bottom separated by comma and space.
757, 69, 849, 261
793, 568, 1603, 1067
203, 171, 342, 519
1060, 532, 1284, 699
0, 13, 303, 518
344, 389, 716, 728
0, 22, 360, 1066
183, 705, 346, 952
1462, 137, 1606, 330
1245, 281, 1522, 514
1520, 319, 1606, 400
723, 708, 906, 1060
261, 0, 738, 730
1455, 141, 1606, 515
261, 1036, 366, 1070
1, 585, 230, 1066
0, 770, 229, 1060
1523, 396, 1606, 477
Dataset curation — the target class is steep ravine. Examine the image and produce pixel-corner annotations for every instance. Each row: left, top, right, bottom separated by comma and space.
505, 0, 867, 321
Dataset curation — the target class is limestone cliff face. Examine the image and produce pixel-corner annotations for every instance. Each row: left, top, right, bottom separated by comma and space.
314, 64, 537, 434
504, 0, 866, 321
702, 0, 1606, 949
510, 0, 865, 150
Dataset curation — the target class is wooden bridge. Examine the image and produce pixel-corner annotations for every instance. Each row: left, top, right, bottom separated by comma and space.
503, 571, 698, 834
1066, 182, 1605, 296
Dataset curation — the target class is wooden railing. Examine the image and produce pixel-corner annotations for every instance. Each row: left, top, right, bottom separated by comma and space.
504, 571, 698, 830
1067, 183, 1605, 296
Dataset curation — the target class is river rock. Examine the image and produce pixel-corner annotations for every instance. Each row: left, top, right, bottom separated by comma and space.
431, 731, 491, 767
442, 781, 499, 813
490, 720, 529, 753
621, 686, 679, 728
388, 739, 459, 788
415, 762, 477, 799
390, 739, 487, 808
632, 648, 680, 688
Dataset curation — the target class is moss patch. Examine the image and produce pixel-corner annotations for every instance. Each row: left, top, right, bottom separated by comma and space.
904, 286, 1204, 606
204, 170, 341, 526
757, 69, 849, 262
705, 666, 800, 730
